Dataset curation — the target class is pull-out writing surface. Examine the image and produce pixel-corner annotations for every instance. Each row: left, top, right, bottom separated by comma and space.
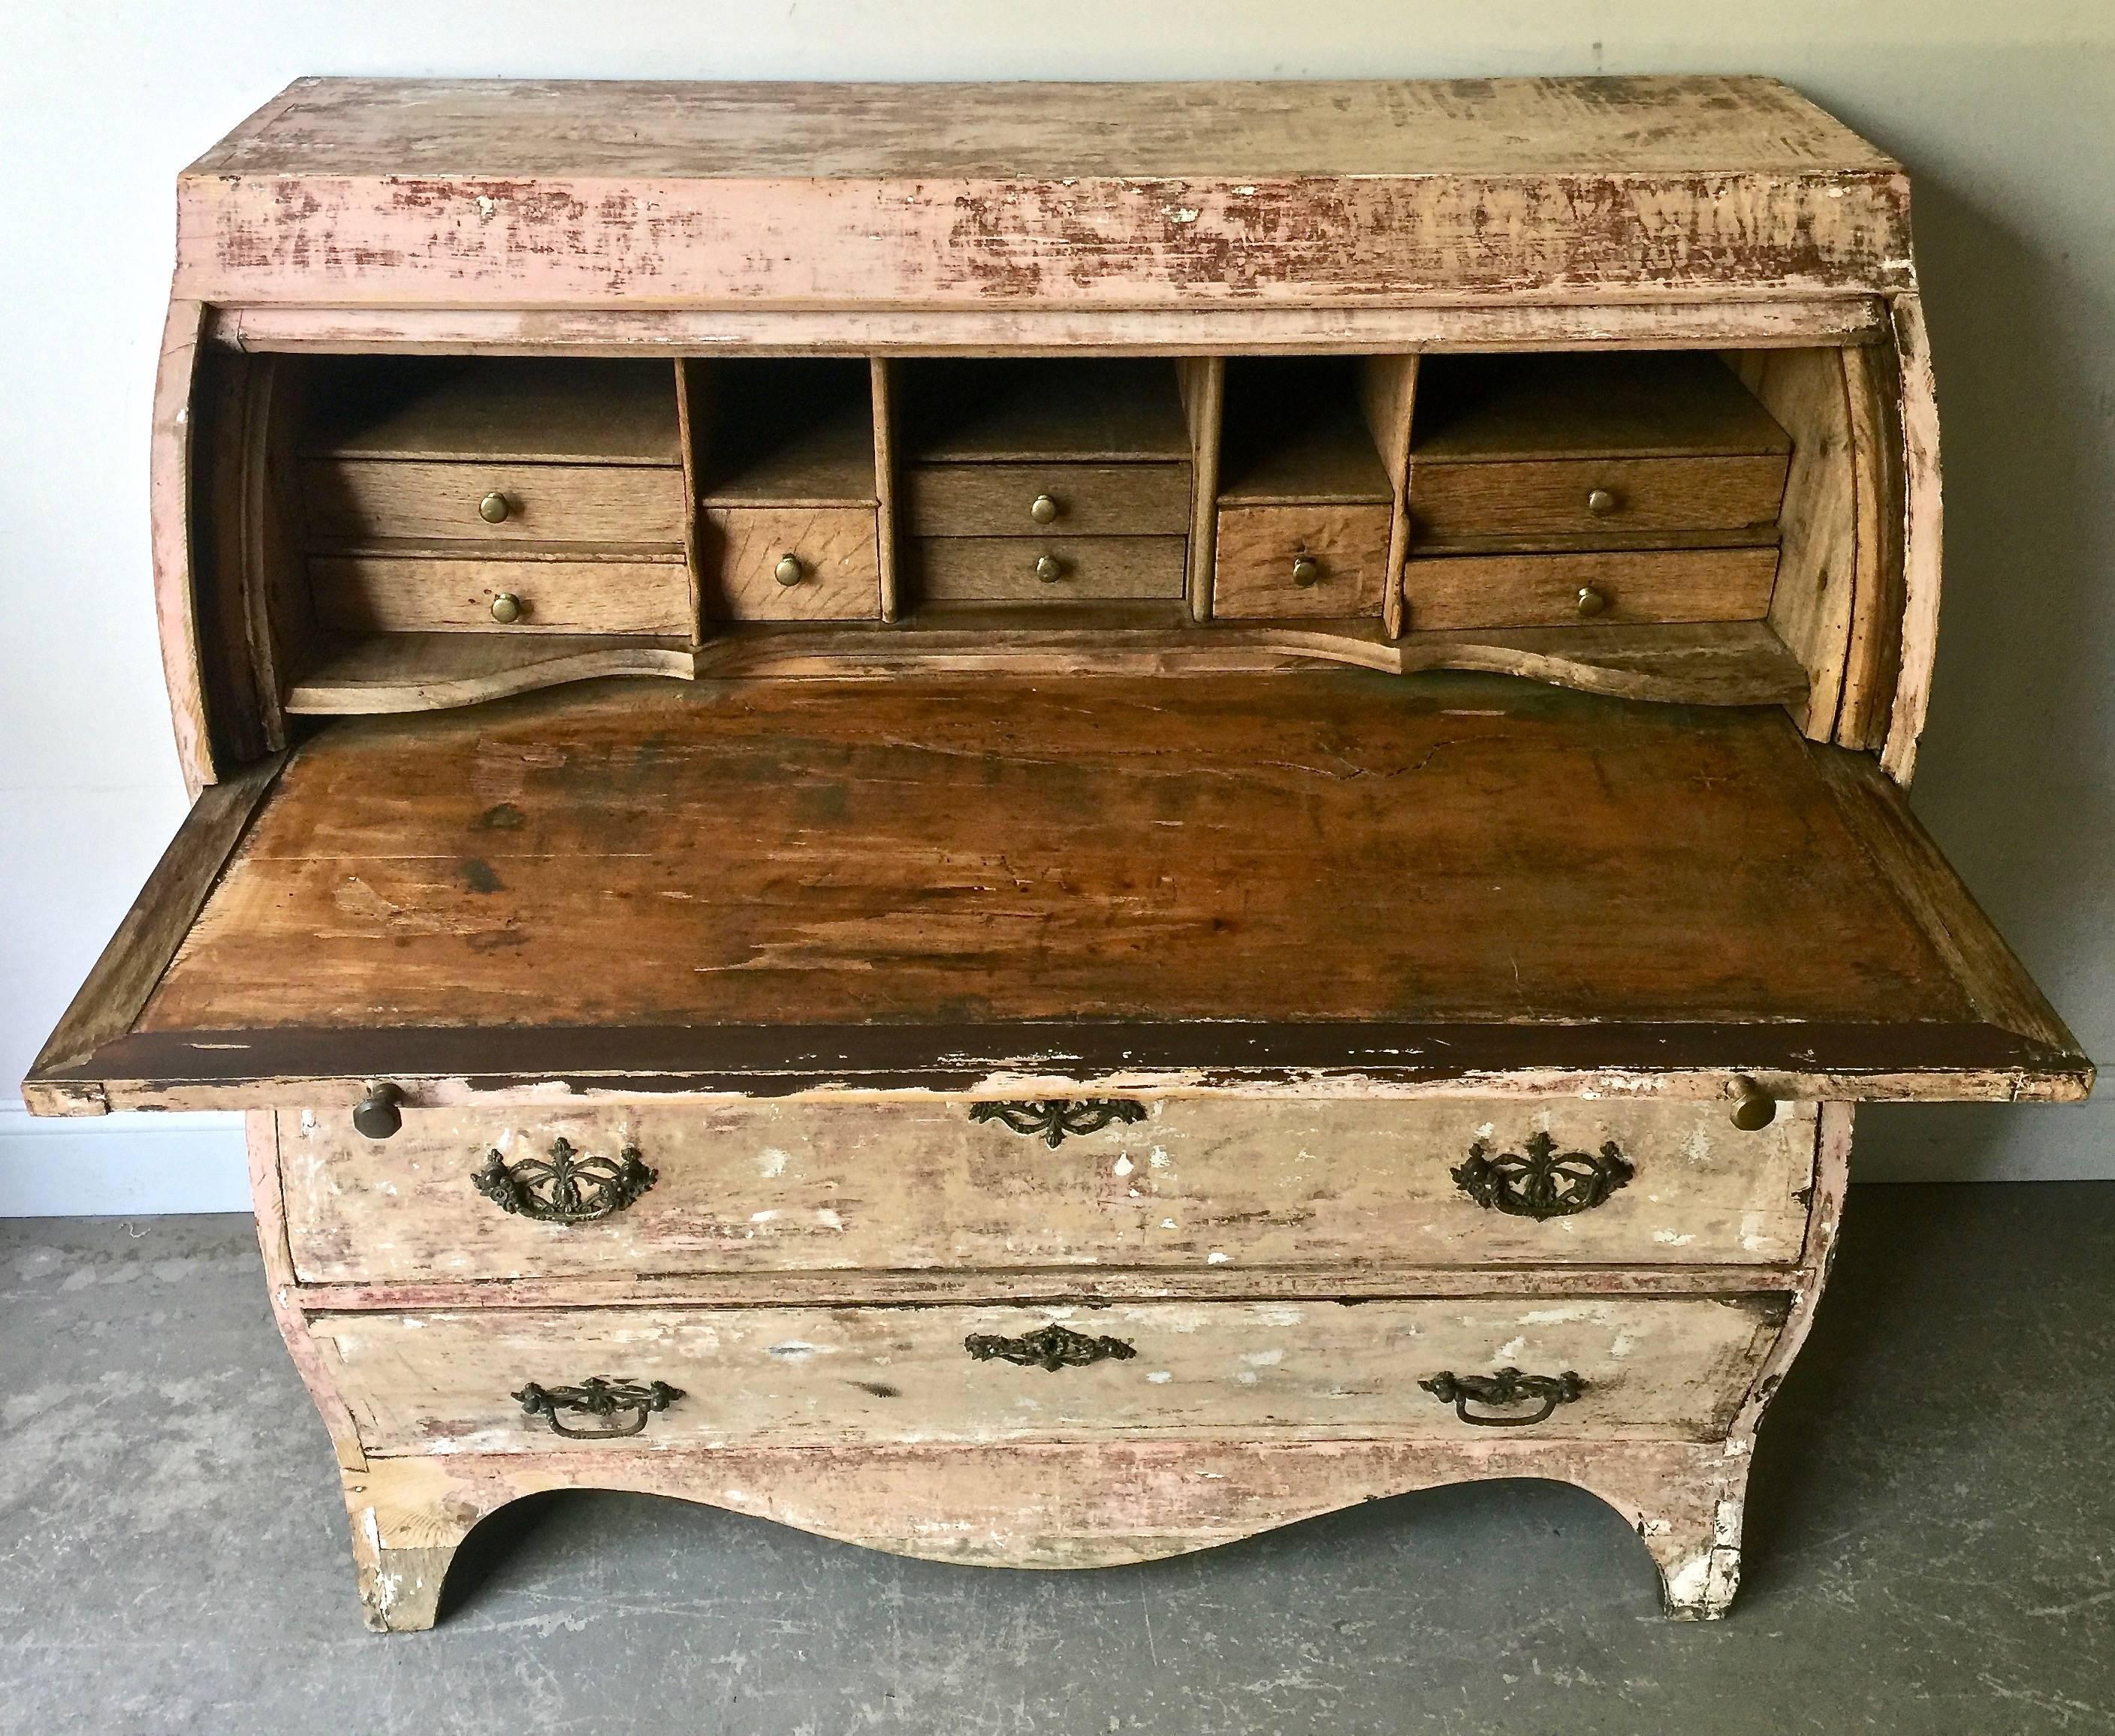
26, 674, 2087, 1111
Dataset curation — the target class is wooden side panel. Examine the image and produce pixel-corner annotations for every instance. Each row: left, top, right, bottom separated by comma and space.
312, 1294, 1785, 1455
1882, 291, 1941, 783
870, 357, 900, 622
1357, 355, 1417, 639
1839, 335, 1908, 752
153, 302, 219, 793
1177, 356, 1224, 620
279, 1098, 1818, 1285
1727, 348, 1857, 739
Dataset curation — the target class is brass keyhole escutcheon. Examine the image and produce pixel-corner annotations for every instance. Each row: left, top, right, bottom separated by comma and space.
478, 490, 512, 524
1030, 493, 1060, 524
1575, 584, 1608, 618
490, 592, 523, 624
1033, 553, 1064, 583
1290, 555, 1322, 587
1586, 487, 1618, 517
774, 553, 805, 587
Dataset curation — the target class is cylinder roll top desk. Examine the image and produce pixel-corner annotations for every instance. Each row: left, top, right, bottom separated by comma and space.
26, 76, 2092, 1630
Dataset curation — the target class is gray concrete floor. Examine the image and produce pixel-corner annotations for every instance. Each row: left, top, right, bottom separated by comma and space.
2, 1186, 2111, 1734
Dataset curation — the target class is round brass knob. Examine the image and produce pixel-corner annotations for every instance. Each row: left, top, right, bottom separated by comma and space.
478, 490, 512, 524
1030, 493, 1060, 525
1729, 1076, 1777, 1132
352, 1083, 404, 1141
774, 553, 805, 587
1290, 555, 1322, 588
1586, 487, 1618, 517
1575, 584, 1608, 618
490, 592, 523, 624
1033, 553, 1063, 583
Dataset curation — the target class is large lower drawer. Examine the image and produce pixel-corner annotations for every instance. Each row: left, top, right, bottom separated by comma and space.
276, 1098, 1817, 1285
312, 1294, 1786, 1454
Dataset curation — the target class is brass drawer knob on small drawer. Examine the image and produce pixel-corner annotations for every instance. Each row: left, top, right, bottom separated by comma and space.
490, 592, 523, 624
1586, 487, 1619, 517
513, 1376, 683, 1439
351, 1082, 403, 1141
1029, 492, 1061, 524
966, 1323, 1138, 1372
774, 553, 805, 587
472, 1137, 657, 1224
1575, 584, 1609, 617
1729, 1076, 1779, 1131
1452, 1132, 1634, 1219
968, 1099, 1148, 1148
1421, 1368, 1585, 1428
478, 490, 512, 524
1033, 553, 1064, 583
1290, 555, 1323, 587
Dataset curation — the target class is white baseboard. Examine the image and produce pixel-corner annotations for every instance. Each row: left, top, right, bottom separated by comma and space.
0, 1100, 250, 1216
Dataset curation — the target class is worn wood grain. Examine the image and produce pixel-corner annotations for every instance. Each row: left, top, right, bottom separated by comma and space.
1837, 333, 1907, 752
279, 1097, 1816, 1285
1882, 291, 1941, 783
1357, 355, 1418, 640
177, 80, 1912, 309
701, 507, 879, 622
913, 536, 1187, 601
1178, 356, 1225, 620
312, 1293, 1785, 1455
152, 301, 218, 793
902, 463, 1190, 538
1401, 548, 1780, 631
303, 458, 686, 545
1411, 454, 1788, 547
21, 757, 285, 1109
1725, 348, 1857, 739
310, 553, 690, 634
128, 675, 1991, 1041
1212, 505, 1392, 618
870, 358, 900, 622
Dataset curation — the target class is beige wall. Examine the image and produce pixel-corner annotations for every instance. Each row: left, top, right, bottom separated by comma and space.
1, 3, 2107, 1207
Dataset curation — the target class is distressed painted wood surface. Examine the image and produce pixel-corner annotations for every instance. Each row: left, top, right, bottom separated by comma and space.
1882, 293, 1942, 783
1212, 505, 1392, 618
1401, 547, 1780, 631
312, 1292, 1784, 1455
278, 1098, 1818, 1285
301, 459, 686, 546
309, 554, 690, 634
177, 79, 1910, 309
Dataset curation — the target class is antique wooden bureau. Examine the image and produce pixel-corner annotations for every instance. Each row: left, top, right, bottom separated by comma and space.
25, 76, 2093, 1631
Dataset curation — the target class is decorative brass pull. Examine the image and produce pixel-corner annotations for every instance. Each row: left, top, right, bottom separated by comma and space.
1421, 1368, 1584, 1428
352, 1082, 403, 1141
1030, 492, 1060, 524
1451, 1132, 1633, 1220
514, 1376, 683, 1439
490, 591, 523, 624
478, 490, 512, 524
1729, 1076, 1778, 1131
1033, 553, 1064, 583
966, 1323, 1137, 1372
1290, 554, 1322, 587
1575, 583, 1609, 617
1585, 486, 1619, 516
774, 553, 804, 586
968, 1099, 1148, 1148
473, 1138, 657, 1223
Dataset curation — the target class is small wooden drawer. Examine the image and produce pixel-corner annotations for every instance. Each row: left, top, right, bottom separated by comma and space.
915, 536, 1187, 602
704, 506, 880, 621
1409, 454, 1790, 547
309, 553, 690, 634
312, 1293, 1788, 1454
303, 458, 686, 546
1213, 505, 1392, 618
902, 463, 1191, 537
276, 1098, 1817, 1287
1398, 547, 1781, 632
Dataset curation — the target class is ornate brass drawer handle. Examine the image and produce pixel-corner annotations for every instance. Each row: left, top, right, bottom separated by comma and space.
1451, 1132, 1633, 1220
965, 1323, 1138, 1372
968, 1099, 1148, 1148
472, 1137, 657, 1223
1421, 1368, 1584, 1428
514, 1376, 683, 1439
